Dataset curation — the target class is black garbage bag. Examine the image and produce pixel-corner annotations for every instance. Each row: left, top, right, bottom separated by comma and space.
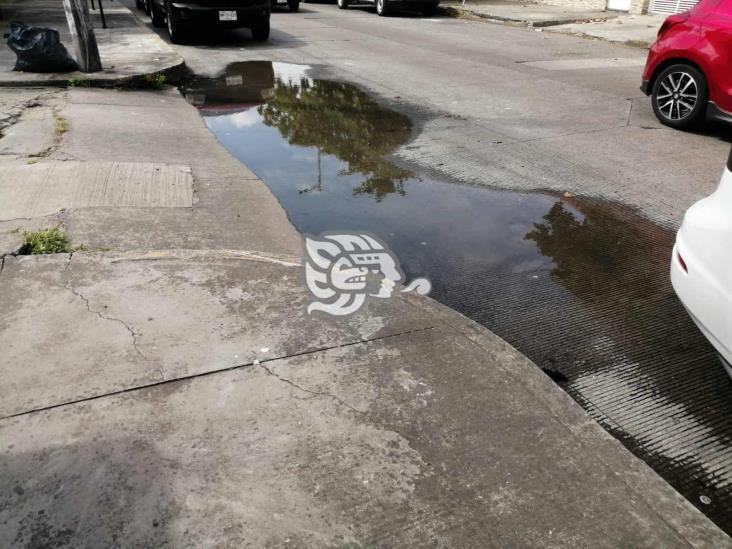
4, 22, 78, 73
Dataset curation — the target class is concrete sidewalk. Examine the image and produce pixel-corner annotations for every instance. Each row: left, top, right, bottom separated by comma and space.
550, 13, 665, 48
440, 0, 663, 48
440, 0, 614, 27
0, 86, 729, 546
0, 0, 183, 86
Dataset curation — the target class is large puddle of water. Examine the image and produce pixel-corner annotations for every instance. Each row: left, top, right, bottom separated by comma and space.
181, 61, 732, 532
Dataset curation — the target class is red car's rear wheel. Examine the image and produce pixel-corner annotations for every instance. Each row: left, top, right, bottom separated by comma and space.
651, 64, 708, 130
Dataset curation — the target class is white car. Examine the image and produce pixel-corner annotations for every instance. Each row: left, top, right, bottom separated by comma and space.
671, 149, 732, 378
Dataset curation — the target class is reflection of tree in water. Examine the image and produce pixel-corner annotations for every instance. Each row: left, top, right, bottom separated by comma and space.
257, 78, 414, 201
524, 200, 666, 303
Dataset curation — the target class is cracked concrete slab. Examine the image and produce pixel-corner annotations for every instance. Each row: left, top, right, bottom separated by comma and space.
0, 88, 64, 161
0, 254, 159, 418
0, 251, 435, 418
0, 326, 728, 547
0, 104, 56, 157
0, 161, 193, 220
0, 88, 59, 135
51, 87, 301, 256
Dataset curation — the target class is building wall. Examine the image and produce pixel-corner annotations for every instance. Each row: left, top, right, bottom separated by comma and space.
531, 0, 608, 11
630, 0, 651, 13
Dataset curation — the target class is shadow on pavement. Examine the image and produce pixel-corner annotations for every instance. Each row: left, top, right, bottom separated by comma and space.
0, 438, 177, 547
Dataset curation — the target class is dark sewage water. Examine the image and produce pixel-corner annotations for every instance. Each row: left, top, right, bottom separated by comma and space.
181, 61, 732, 532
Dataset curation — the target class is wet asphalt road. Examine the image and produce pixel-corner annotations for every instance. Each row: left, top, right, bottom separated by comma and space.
134, 0, 730, 227
126, 0, 732, 533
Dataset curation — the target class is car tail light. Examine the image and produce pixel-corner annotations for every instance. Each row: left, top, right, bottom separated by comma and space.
658, 12, 689, 37
677, 250, 688, 273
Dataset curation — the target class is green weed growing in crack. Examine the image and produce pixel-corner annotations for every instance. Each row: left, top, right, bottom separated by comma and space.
143, 74, 167, 89
67, 78, 91, 88
54, 114, 69, 136
21, 227, 71, 255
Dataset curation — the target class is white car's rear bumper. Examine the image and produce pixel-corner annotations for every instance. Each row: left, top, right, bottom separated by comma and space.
671, 166, 732, 376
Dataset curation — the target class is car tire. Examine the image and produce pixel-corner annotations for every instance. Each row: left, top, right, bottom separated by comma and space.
165, 0, 186, 44
337, 0, 349, 9
651, 63, 708, 130
288, 0, 300, 11
376, 0, 391, 15
150, 0, 166, 27
251, 17, 270, 41
421, 2, 438, 15
166, 2, 188, 44
144, 0, 151, 15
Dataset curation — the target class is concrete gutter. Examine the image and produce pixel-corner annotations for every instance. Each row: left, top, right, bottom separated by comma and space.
0, 1, 184, 87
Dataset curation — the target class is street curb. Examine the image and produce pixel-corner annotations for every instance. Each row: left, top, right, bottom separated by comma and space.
396, 288, 732, 546
437, 5, 615, 27
0, 63, 187, 89
0, 3, 186, 88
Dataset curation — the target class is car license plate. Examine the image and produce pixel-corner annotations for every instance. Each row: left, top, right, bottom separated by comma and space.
219, 10, 237, 21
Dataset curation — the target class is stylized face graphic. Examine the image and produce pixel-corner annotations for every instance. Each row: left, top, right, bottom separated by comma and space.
303, 232, 430, 316
348, 252, 401, 298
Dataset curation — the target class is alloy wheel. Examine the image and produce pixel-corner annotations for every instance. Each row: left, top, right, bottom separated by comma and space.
656, 71, 698, 121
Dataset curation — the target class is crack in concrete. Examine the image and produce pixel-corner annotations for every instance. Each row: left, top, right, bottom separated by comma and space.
0, 256, 5, 277
259, 363, 367, 415
62, 253, 166, 380
0, 325, 436, 422
0, 96, 46, 136
0, 209, 66, 226
8, 91, 71, 161
626, 97, 634, 127
0, 215, 37, 223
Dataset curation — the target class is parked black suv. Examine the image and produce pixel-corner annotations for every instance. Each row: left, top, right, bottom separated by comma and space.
271, 0, 300, 12
146, 0, 271, 43
337, 0, 438, 16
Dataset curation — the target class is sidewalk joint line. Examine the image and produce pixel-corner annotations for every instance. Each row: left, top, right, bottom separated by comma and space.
0, 325, 436, 422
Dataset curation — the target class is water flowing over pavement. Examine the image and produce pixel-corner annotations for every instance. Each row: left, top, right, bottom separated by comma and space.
0, 75, 729, 548
181, 61, 732, 533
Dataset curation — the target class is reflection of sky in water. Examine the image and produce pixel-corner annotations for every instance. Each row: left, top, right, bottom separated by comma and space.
271, 62, 312, 85
204, 109, 563, 283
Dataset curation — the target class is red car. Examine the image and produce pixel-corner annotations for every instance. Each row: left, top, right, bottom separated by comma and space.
641, 0, 732, 129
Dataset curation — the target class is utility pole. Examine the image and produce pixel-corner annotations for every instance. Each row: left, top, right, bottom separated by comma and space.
62, 0, 102, 72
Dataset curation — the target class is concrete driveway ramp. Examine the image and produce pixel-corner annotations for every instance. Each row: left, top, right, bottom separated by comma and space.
0, 161, 193, 220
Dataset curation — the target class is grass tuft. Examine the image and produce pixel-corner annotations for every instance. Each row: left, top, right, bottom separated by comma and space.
142, 73, 167, 89
54, 114, 69, 136
21, 227, 71, 255
67, 78, 91, 88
